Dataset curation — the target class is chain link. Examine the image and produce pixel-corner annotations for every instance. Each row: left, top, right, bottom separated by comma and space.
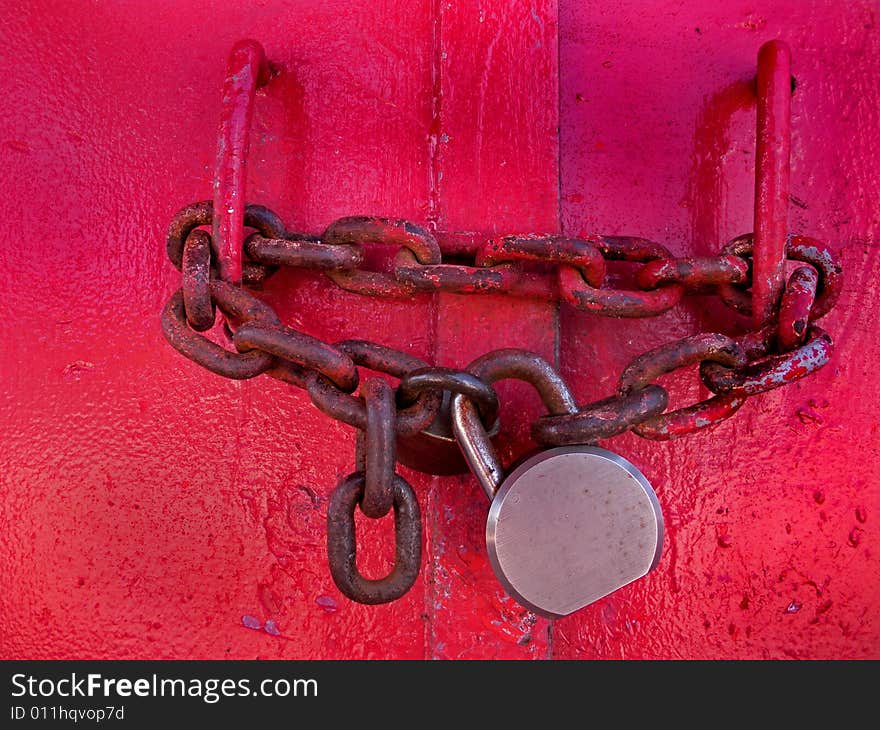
326, 472, 421, 604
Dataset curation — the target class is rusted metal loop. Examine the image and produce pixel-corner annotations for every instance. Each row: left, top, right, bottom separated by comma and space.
335, 340, 443, 435
166, 200, 286, 285
244, 232, 363, 271
532, 385, 669, 445
302, 340, 441, 435
732, 325, 779, 360
558, 236, 685, 317
161, 281, 280, 380
336, 339, 430, 376
699, 325, 832, 396
397, 367, 500, 428
632, 393, 748, 441
616, 333, 748, 438
635, 255, 750, 291
322, 216, 440, 256
475, 235, 606, 288
306, 370, 439, 437
209, 279, 282, 327
359, 378, 397, 519
464, 348, 578, 417
619, 333, 748, 394
717, 233, 842, 319
233, 322, 359, 392
596, 236, 678, 262
559, 265, 685, 317
181, 229, 215, 331
266, 360, 311, 390
777, 266, 818, 351
327, 472, 421, 605
323, 216, 442, 297
393, 249, 556, 299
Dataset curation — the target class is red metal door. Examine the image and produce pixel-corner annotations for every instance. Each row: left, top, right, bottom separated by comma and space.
0, 0, 876, 659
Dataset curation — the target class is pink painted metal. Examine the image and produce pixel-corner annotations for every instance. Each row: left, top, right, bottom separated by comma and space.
752, 40, 792, 326
0, 0, 875, 661
212, 40, 271, 284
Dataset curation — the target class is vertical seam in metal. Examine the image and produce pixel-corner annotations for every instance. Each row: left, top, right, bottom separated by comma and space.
548, 0, 563, 662
425, 0, 444, 661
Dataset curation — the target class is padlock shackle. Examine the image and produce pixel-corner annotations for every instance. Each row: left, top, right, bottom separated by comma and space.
451, 393, 504, 500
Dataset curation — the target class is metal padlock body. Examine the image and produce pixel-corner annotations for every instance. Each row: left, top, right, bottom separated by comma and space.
486, 445, 663, 618
397, 390, 500, 475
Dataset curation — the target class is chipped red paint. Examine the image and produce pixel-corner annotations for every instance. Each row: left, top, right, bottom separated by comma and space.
0, 0, 876, 660
477, 235, 606, 288
635, 255, 749, 291
532, 387, 669, 445
631, 393, 748, 442
700, 326, 833, 396
395, 253, 559, 299
718, 233, 842, 320
777, 266, 819, 350
617, 333, 749, 440
559, 265, 684, 317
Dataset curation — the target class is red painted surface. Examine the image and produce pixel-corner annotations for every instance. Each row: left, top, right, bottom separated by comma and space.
0, 0, 876, 660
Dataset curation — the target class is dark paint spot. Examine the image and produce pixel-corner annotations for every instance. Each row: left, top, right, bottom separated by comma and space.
816, 599, 833, 615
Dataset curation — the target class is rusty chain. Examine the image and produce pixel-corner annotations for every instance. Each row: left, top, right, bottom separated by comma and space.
161, 204, 842, 604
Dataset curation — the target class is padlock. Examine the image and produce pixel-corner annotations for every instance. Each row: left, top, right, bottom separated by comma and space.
452, 392, 664, 618
396, 367, 500, 475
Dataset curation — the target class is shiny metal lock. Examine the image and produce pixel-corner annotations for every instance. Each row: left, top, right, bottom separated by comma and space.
452, 393, 664, 619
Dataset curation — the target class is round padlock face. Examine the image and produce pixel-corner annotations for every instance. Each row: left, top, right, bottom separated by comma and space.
486, 445, 663, 618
